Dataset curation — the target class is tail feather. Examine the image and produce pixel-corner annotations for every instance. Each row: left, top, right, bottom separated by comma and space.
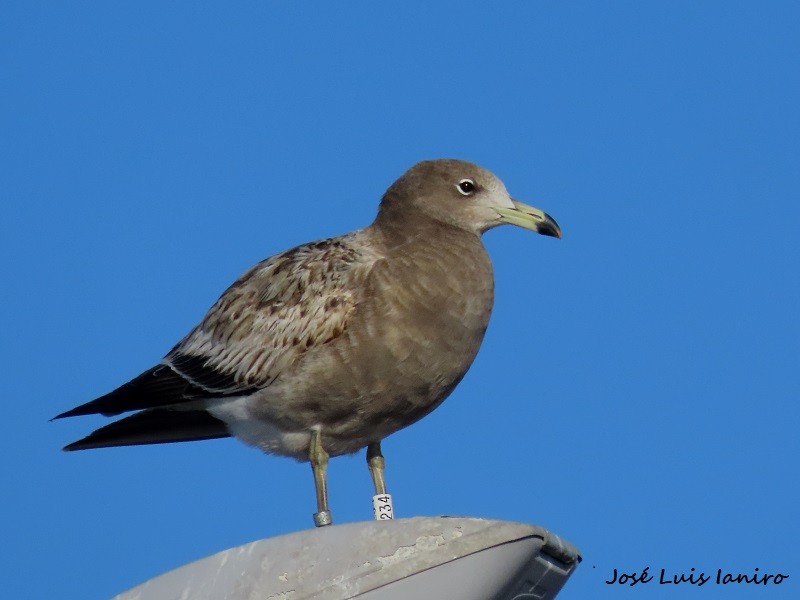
63, 409, 230, 451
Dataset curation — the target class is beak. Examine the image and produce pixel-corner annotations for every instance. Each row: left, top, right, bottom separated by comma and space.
494, 199, 562, 238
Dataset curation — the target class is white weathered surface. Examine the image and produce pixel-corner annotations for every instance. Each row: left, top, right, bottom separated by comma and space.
114, 516, 580, 600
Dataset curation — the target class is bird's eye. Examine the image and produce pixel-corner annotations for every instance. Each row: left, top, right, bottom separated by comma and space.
457, 179, 476, 196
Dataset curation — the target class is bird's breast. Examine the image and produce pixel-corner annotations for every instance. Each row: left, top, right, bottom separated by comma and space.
246, 232, 496, 456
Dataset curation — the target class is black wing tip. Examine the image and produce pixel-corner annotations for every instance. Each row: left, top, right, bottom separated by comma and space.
52, 406, 120, 420
58, 409, 231, 452
52, 363, 190, 421
61, 430, 107, 451
53, 407, 87, 420
61, 437, 137, 451
62, 433, 230, 452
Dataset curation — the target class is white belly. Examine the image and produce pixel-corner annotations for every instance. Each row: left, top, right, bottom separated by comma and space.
206, 396, 312, 460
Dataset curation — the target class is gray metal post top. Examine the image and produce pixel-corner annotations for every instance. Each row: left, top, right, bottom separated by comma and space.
115, 516, 581, 600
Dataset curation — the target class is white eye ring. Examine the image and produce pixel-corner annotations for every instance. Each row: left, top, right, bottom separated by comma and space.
456, 179, 476, 196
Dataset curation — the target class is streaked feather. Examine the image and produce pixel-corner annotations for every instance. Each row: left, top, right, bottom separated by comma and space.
57, 232, 381, 422
167, 233, 378, 391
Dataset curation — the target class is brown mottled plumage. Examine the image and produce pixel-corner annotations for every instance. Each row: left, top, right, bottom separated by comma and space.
55, 159, 561, 524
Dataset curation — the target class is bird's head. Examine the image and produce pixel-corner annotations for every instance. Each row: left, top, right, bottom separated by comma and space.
377, 159, 561, 239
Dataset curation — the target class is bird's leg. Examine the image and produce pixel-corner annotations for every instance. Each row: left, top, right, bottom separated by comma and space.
367, 442, 387, 494
367, 441, 394, 520
310, 428, 332, 527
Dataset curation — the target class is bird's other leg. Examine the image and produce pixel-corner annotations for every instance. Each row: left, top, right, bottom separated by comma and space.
310, 428, 332, 527
367, 441, 394, 520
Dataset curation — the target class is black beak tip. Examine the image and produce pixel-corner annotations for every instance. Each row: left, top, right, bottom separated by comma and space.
539, 213, 562, 239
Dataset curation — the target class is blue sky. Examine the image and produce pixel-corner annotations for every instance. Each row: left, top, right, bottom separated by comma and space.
3, 2, 798, 598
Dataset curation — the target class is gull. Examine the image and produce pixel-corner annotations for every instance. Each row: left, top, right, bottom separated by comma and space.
55, 159, 561, 526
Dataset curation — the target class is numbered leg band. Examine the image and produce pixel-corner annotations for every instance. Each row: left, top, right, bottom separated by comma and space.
372, 494, 394, 520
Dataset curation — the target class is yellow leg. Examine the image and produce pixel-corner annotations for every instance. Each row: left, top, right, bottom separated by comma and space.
367, 441, 387, 496
368, 441, 394, 520
310, 428, 332, 527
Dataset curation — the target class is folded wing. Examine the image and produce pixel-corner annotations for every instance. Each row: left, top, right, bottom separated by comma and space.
56, 234, 378, 449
